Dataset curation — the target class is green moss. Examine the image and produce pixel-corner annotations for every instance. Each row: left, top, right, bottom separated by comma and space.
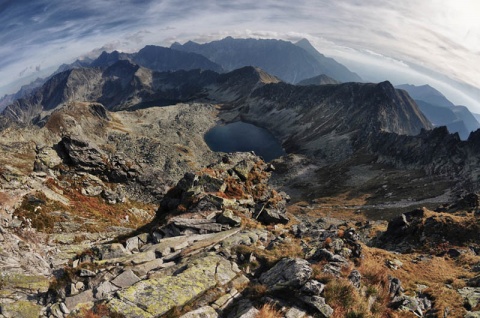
110, 255, 239, 317
1, 273, 50, 292
0, 300, 42, 318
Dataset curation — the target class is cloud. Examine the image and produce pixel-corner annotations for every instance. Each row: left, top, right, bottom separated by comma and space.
0, 0, 479, 111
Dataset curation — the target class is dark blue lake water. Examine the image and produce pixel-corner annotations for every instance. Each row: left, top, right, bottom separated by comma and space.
204, 121, 286, 162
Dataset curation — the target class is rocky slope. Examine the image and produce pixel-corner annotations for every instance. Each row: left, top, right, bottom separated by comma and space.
1, 151, 479, 318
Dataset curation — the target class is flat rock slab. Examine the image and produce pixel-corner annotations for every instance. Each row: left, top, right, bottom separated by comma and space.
111, 269, 141, 289
65, 289, 94, 311
108, 255, 240, 317
260, 258, 312, 290
0, 300, 42, 318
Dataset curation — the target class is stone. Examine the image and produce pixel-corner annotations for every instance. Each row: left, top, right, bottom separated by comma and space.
386, 259, 403, 270
212, 288, 240, 311
458, 287, 480, 310
0, 301, 42, 318
108, 255, 240, 317
257, 207, 290, 225
180, 306, 218, 318
65, 289, 94, 311
285, 307, 309, 318
131, 258, 165, 277
125, 237, 139, 253
260, 258, 312, 290
330, 238, 344, 252
217, 210, 242, 227
389, 277, 404, 298
111, 269, 141, 289
300, 295, 333, 317
233, 159, 255, 180
171, 218, 227, 233
226, 299, 259, 318
95, 281, 120, 299
99, 243, 130, 260
348, 270, 361, 288
59, 303, 70, 315
465, 312, 480, 318
79, 269, 96, 277
390, 295, 423, 316
447, 248, 462, 258
310, 249, 334, 262
468, 275, 480, 287
49, 303, 64, 318
301, 280, 325, 296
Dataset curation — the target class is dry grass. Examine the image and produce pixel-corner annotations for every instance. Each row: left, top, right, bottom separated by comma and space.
256, 303, 282, 318
234, 236, 304, 269
361, 245, 472, 316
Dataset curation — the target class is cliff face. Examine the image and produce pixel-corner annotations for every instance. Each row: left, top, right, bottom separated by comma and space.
223, 81, 431, 161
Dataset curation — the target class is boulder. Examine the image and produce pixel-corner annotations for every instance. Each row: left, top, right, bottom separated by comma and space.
216, 210, 242, 227
108, 255, 240, 317
0, 301, 42, 318
226, 299, 259, 318
259, 258, 312, 290
111, 269, 141, 289
301, 280, 325, 296
65, 289, 94, 311
95, 281, 119, 299
348, 270, 361, 288
458, 287, 480, 310
180, 306, 218, 318
299, 295, 333, 317
257, 207, 289, 225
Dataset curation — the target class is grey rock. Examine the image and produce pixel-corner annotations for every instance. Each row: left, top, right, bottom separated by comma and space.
65, 289, 94, 311
260, 258, 312, 290
111, 269, 141, 288
330, 239, 344, 253
131, 258, 165, 277
99, 243, 130, 260
311, 249, 334, 262
217, 210, 242, 227
285, 307, 309, 318
233, 159, 255, 180
49, 303, 65, 318
468, 275, 480, 287
465, 312, 480, 318
59, 303, 70, 315
301, 280, 325, 296
458, 287, 480, 310
300, 295, 333, 317
257, 207, 290, 225
180, 306, 218, 318
79, 269, 96, 277
348, 270, 361, 288
226, 299, 259, 318
390, 295, 423, 316
95, 281, 119, 299
125, 237, 139, 253
389, 277, 404, 298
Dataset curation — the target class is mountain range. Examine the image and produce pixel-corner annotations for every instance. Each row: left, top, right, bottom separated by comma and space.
396, 84, 480, 139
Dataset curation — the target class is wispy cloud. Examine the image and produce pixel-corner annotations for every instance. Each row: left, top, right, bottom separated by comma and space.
0, 0, 479, 110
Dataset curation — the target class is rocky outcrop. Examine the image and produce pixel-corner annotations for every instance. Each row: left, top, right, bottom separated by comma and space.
376, 205, 480, 253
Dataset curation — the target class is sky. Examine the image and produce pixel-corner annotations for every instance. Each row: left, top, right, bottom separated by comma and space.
1, 0, 479, 111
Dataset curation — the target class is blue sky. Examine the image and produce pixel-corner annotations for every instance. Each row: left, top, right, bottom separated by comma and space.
1, 0, 479, 111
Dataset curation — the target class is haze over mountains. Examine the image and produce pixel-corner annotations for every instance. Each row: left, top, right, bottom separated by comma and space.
397, 84, 480, 140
